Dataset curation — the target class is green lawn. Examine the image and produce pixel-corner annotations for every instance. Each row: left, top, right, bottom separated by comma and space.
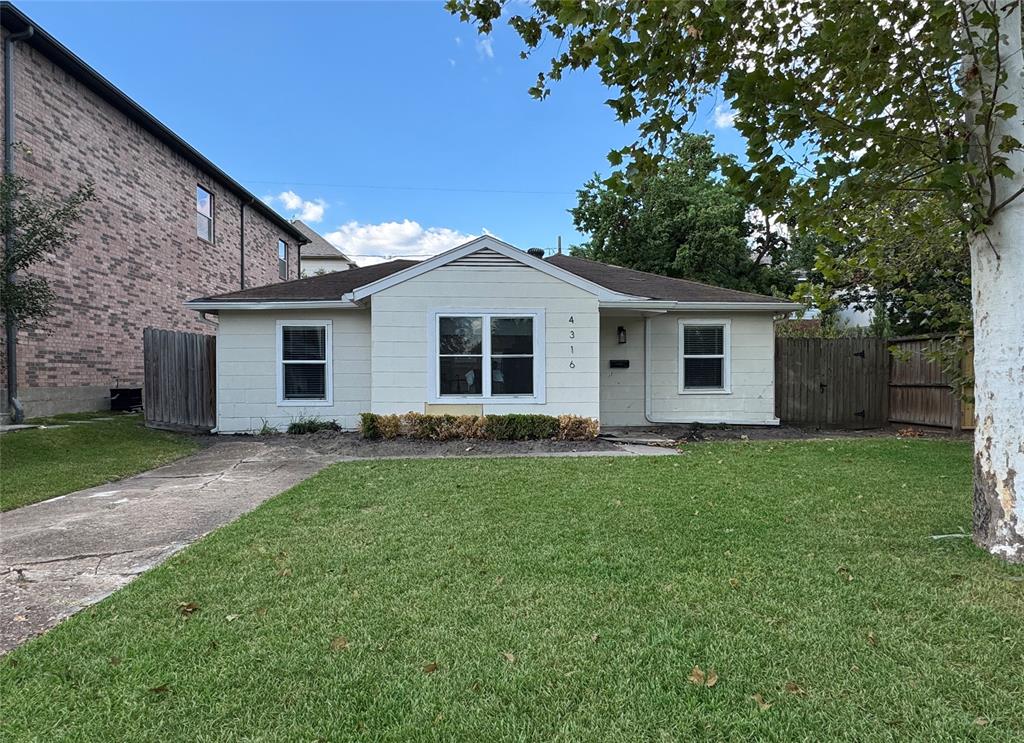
0, 413, 199, 511
2, 440, 1022, 741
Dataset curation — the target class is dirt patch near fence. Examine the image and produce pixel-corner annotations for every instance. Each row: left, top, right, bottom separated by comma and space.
247, 431, 622, 458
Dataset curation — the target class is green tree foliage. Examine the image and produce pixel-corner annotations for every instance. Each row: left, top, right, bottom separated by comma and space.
570, 134, 801, 295
1, 173, 94, 329
447, 1, 1019, 228
798, 190, 971, 335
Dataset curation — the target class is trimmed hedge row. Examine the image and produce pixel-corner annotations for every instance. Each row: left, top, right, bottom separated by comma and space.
359, 412, 599, 441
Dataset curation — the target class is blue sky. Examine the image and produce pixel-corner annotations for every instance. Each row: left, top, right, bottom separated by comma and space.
23, 1, 744, 264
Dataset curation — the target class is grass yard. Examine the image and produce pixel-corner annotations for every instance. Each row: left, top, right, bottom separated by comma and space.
2, 439, 1022, 741
0, 413, 199, 511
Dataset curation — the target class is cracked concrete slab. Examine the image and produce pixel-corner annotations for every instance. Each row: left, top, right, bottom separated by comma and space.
0, 439, 336, 653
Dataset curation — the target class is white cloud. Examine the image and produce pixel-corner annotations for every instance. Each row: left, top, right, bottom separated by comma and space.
323, 220, 479, 266
476, 37, 494, 60
266, 190, 327, 223
713, 104, 736, 129
449, 58, 456, 68
454, 35, 462, 46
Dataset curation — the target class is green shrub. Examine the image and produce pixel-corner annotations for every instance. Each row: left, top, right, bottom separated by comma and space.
287, 416, 341, 435
359, 412, 381, 439
556, 415, 600, 440
483, 413, 559, 440
356, 412, 597, 441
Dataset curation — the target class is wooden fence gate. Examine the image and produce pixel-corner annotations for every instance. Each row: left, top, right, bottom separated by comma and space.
775, 337, 889, 428
143, 328, 216, 432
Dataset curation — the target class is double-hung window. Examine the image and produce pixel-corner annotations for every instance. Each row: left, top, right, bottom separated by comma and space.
277, 320, 332, 406
433, 311, 544, 402
196, 185, 214, 242
278, 240, 288, 279
679, 320, 730, 393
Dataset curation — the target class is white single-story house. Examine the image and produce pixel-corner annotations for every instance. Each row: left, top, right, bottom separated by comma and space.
185, 236, 800, 433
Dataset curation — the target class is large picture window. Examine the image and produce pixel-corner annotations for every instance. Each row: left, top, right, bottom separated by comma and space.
679, 320, 730, 393
277, 320, 332, 406
433, 311, 544, 402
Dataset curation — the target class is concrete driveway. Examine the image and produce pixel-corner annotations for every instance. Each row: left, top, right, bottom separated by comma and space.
0, 438, 337, 653
0, 436, 672, 654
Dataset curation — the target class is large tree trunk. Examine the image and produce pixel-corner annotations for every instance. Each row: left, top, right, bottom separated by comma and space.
969, 1, 1024, 562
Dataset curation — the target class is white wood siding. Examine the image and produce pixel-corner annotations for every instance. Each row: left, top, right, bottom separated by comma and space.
599, 312, 778, 426
216, 309, 370, 433
370, 264, 600, 418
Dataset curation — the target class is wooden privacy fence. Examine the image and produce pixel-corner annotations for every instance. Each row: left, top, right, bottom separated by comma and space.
888, 334, 974, 431
775, 334, 974, 430
143, 328, 216, 432
775, 337, 889, 428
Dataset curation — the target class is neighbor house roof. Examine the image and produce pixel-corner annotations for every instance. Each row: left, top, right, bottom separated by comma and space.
0, 2, 307, 245
189, 260, 416, 304
291, 220, 356, 264
545, 254, 783, 305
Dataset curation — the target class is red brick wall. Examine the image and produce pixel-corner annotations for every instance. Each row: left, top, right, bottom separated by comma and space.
0, 34, 299, 393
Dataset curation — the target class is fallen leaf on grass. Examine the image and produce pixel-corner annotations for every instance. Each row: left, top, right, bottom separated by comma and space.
277, 568, 292, 577
177, 601, 199, 616
423, 662, 438, 674
784, 681, 806, 696
225, 614, 240, 622
974, 717, 989, 726
688, 666, 718, 687
501, 651, 516, 664
149, 684, 170, 694
836, 566, 853, 582
867, 631, 879, 647
255, 607, 268, 617
751, 693, 772, 711
729, 578, 741, 589
330, 636, 349, 651
591, 633, 600, 643
109, 656, 122, 667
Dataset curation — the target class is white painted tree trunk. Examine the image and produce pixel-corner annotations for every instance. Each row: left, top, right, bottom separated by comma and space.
968, 1, 1024, 562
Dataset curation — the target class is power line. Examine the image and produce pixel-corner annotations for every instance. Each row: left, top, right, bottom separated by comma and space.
242, 178, 576, 197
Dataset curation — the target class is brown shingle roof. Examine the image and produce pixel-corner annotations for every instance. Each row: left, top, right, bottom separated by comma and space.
291, 220, 356, 262
190, 250, 792, 305
190, 260, 417, 303
546, 254, 786, 304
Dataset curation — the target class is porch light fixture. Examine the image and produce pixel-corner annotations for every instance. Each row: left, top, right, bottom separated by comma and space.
617, 326, 627, 344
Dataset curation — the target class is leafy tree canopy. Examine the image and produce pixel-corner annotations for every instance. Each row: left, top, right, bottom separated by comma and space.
570, 133, 803, 295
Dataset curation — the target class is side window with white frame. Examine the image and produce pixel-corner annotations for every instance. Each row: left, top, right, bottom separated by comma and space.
679, 320, 730, 393
277, 320, 332, 406
432, 310, 544, 403
196, 185, 214, 242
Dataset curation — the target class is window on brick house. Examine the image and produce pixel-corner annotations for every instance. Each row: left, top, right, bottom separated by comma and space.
278, 240, 288, 279
196, 186, 214, 241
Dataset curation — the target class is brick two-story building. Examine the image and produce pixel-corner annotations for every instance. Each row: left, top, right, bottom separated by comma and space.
1, 3, 308, 419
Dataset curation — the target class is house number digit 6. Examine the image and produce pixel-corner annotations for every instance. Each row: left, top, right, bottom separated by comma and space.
569, 360, 575, 369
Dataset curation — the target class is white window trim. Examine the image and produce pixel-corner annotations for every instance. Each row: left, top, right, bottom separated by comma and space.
276, 319, 333, 407
678, 318, 731, 395
427, 308, 546, 404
